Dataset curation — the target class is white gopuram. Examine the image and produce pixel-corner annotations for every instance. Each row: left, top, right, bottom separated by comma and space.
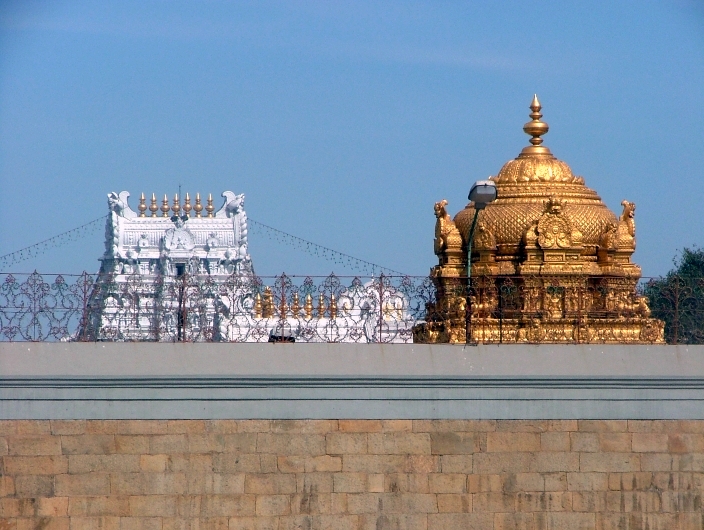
86, 190, 413, 343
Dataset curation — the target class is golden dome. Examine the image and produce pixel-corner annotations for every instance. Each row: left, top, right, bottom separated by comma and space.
453, 95, 618, 258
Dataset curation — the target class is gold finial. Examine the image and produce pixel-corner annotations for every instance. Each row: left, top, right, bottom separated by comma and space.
138, 193, 147, 217
149, 193, 158, 217
194, 193, 203, 218
161, 194, 170, 217
292, 292, 300, 317
263, 287, 274, 318
317, 294, 326, 318
206, 193, 214, 218
304, 294, 313, 319
172, 194, 181, 216
184, 193, 192, 218
253, 293, 262, 318
329, 294, 337, 319
521, 94, 551, 156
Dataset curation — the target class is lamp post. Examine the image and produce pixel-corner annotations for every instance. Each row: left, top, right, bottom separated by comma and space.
465, 179, 497, 343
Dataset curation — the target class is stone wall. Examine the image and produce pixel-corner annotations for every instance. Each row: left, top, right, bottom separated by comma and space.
2, 419, 704, 530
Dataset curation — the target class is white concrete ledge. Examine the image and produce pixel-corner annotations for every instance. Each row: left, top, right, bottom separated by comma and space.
1, 343, 703, 419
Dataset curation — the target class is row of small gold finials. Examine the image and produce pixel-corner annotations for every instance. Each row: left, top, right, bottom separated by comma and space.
137, 193, 216, 218
253, 289, 338, 319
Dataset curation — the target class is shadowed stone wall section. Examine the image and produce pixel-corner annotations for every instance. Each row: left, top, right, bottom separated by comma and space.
1, 419, 703, 530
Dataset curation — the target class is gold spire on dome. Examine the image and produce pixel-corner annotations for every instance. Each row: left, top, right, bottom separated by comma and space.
521, 94, 551, 156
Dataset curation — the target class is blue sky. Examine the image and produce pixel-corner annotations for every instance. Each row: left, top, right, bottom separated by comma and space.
1, 1, 703, 277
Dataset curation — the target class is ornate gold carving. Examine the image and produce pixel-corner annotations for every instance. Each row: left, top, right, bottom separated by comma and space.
161, 195, 170, 218
416, 96, 664, 345
206, 194, 214, 218
138, 193, 147, 217
183, 193, 192, 218
172, 194, 181, 216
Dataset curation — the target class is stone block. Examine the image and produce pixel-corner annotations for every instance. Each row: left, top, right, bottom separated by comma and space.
68, 496, 130, 516
244, 474, 297, 495
115, 420, 168, 435
385, 474, 428, 494
50, 421, 86, 435
68, 455, 141, 474
368, 433, 431, 454
199, 495, 256, 517
3, 455, 68, 475
668, 434, 704, 453
430, 432, 478, 455
440, 455, 473, 473
166, 420, 206, 434
55, 473, 110, 496
296, 472, 333, 494
436, 493, 471, 513
413, 420, 496, 432
109, 472, 186, 495
16, 517, 69, 530
566, 472, 608, 491
228, 516, 279, 530
578, 421, 627, 432
255, 434, 325, 455
546, 512, 595, 530
0, 476, 14, 497
531, 452, 580, 473
68, 516, 121, 530
543, 473, 568, 492
599, 433, 631, 452
494, 512, 538, 530
277, 456, 305, 473
472, 492, 516, 512
326, 433, 367, 454
497, 420, 547, 432
333, 473, 366, 493
467, 474, 502, 493
61, 435, 116, 455
571, 491, 607, 512
271, 420, 337, 434
627, 420, 674, 433
541, 432, 570, 452
515, 492, 571, 512
8, 436, 61, 456
607, 472, 653, 491
85, 421, 118, 435
114, 436, 149, 454
548, 420, 578, 431
368, 474, 384, 492
502, 473, 544, 493
428, 473, 466, 493
140, 454, 168, 472
212, 454, 261, 474
338, 420, 382, 433
16, 421, 51, 435
15, 475, 54, 497
234, 421, 271, 433
259, 455, 277, 474
256, 495, 290, 516
342, 455, 407, 474
149, 434, 188, 454
204, 421, 239, 434
381, 420, 413, 432
428, 513, 493, 529
305, 455, 342, 473
222, 434, 258, 454
116, 517, 162, 530
640, 453, 675, 471
632, 433, 668, 452
487, 432, 541, 452
570, 433, 600, 452
579, 453, 640, 472
129, 495, 178, 516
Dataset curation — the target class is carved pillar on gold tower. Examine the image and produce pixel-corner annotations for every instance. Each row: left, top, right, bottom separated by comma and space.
414, 96, 664, 344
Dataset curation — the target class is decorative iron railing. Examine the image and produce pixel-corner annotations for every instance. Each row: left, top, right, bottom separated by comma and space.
0, 271, 701, 344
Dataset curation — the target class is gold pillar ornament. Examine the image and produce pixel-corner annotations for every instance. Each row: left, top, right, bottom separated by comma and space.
161, 195, 170, 217
138, 193, 147, 217
291, 292, 301, 317
317, 294, 326, 318
172, 194, 181, 216
413, 96, 664, 345
304, 294, 313, 319
206, 194, 214, 217
183, 193, 192, 218
149, 193, 159, 217
194, 193, 203, 218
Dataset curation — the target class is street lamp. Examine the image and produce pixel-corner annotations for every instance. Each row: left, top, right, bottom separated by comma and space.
465, 179, 497, 344
467, 180, 498, 278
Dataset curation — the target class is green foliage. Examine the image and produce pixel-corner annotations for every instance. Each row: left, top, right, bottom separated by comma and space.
642, 247, 704, 344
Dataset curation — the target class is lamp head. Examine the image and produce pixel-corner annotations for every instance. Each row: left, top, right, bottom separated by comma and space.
468, 180, 497, 210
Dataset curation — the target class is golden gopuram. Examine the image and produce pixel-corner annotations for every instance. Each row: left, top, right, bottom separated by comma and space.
414, 96, 665, 344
